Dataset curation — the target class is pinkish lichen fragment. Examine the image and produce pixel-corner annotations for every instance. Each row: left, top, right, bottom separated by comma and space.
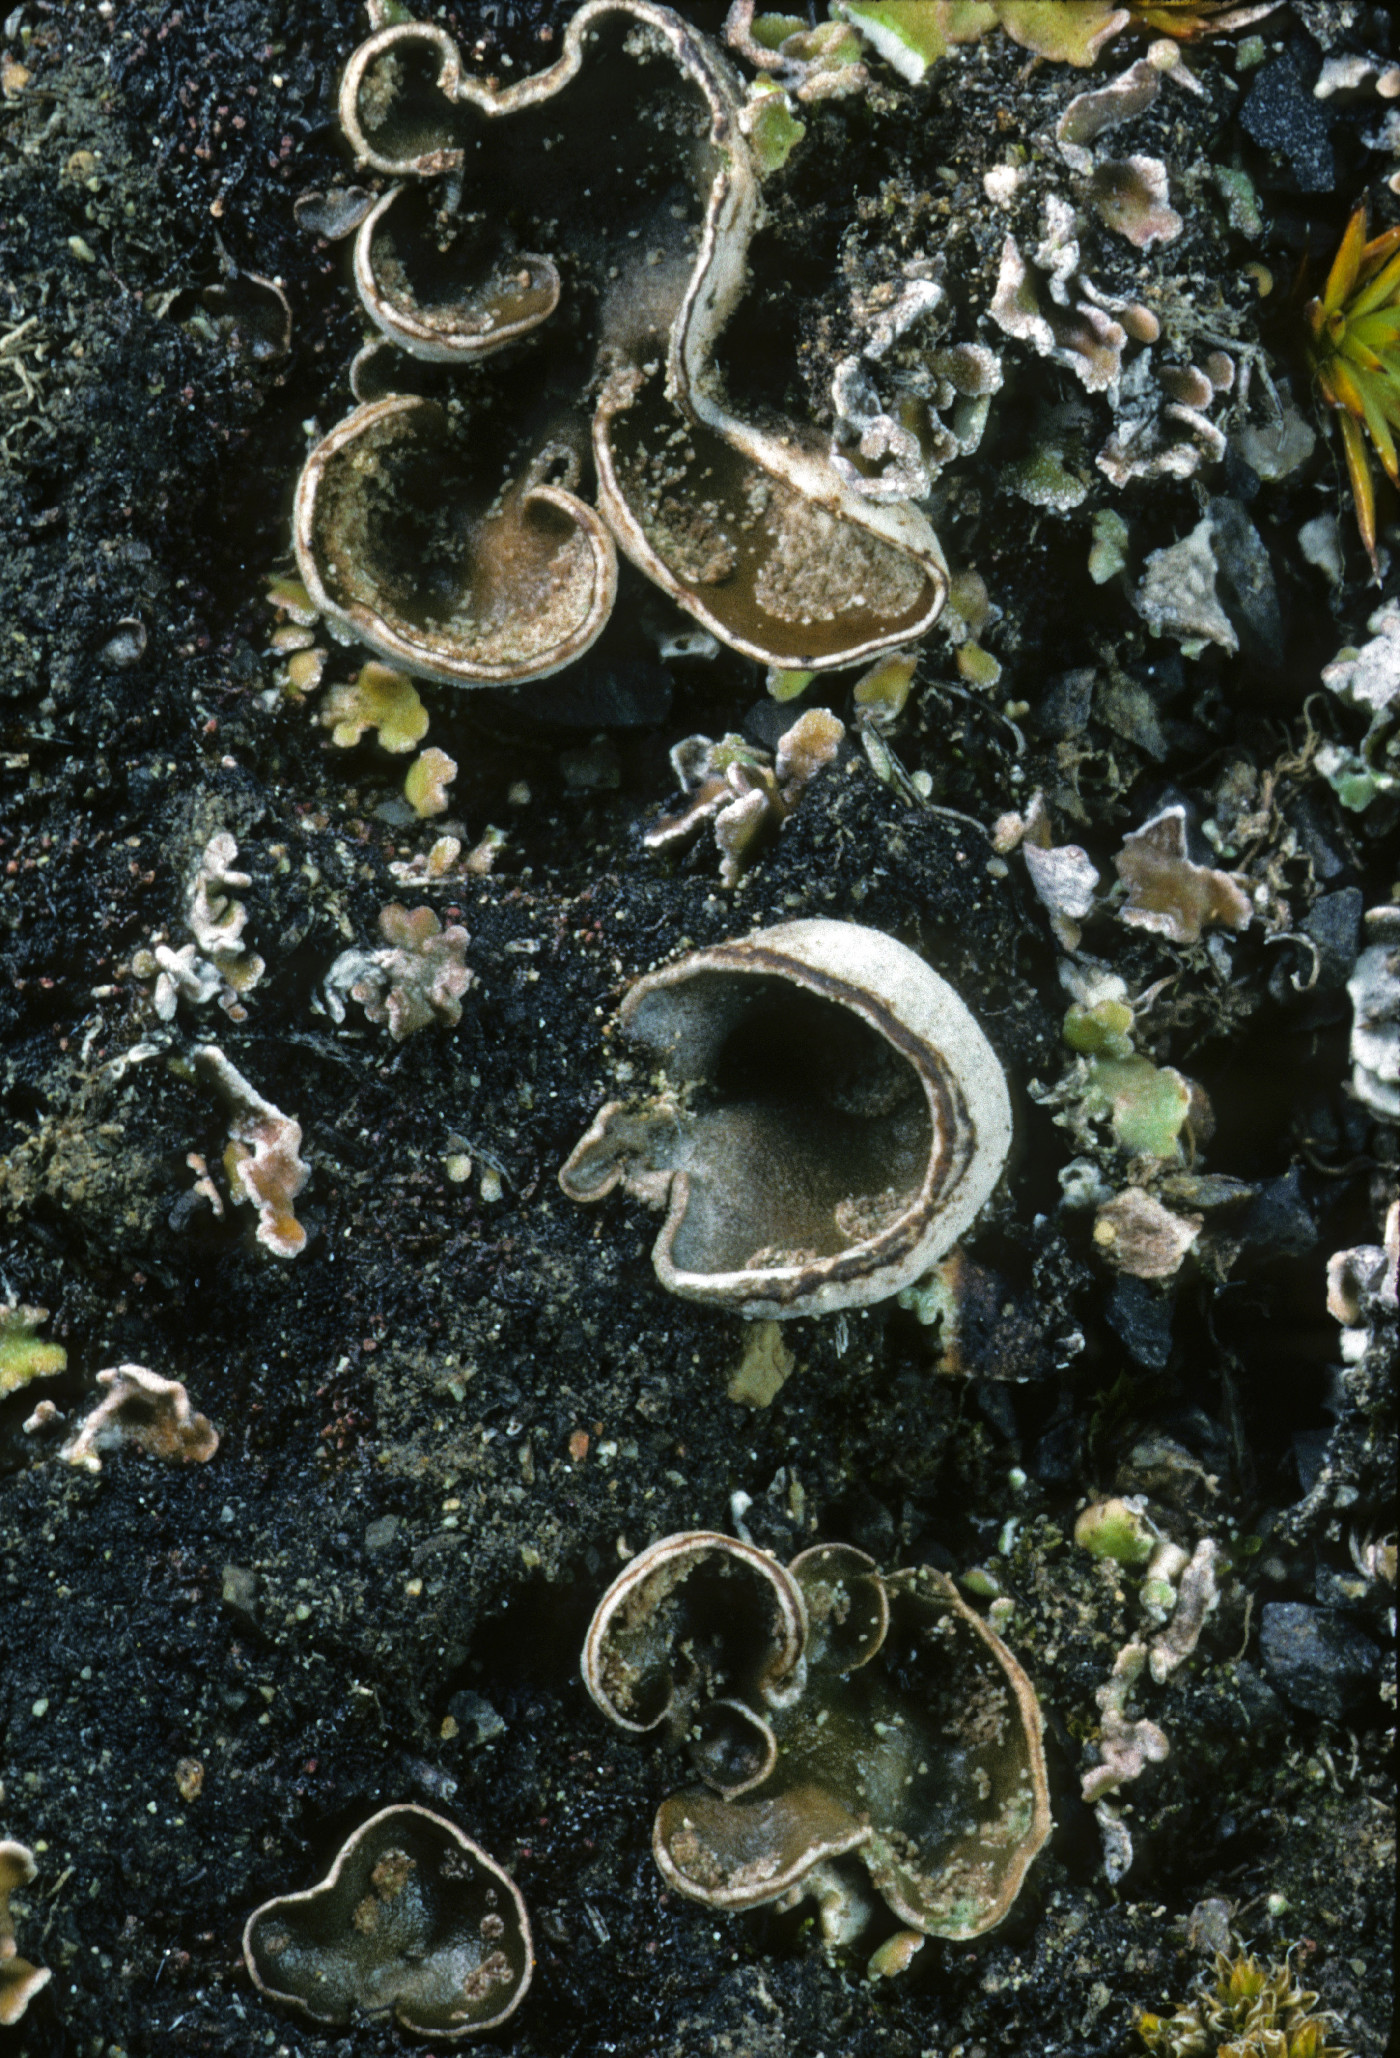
326, 905, 473, 1040
1114, 806, 1251, 945
1088, 156, 1183, 249
59, 1365, 220, 1474
192, 1046, 310, 1257
1094, 1187, 1202, 1279
988, 219, 1126, 394
1057, 58, 1161, 146
1099, 362, 1229, 485
1081, 1641, 1169, 1804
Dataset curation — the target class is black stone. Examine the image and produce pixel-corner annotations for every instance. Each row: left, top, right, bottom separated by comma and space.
1305, 888, 1364, 991
1031, 667, 1095, 739
1258, 1601, 1384, 1717
509, 658, 674, 729
1208, 498, 1283, 671
1241, 49, 1335, 192
1106, 1275, 1175, 1369
1240, 1167, 1318, 1256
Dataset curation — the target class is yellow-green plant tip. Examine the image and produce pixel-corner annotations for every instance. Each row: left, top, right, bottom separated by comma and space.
751, 11, 807, 48
746, 85, 806, 173
767, 666, 816, 703
956, 641, 1003, 688
1339, 411, 1378, 569
1347, 243, 1400, 321
0, 1305, 67, 1395
1321, 207, 1368, 318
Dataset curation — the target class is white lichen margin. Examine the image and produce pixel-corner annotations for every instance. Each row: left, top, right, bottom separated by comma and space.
191, 1046, 310, 1257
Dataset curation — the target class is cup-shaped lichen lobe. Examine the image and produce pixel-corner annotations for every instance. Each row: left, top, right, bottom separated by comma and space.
628, 964, 933, 1276
243, 1805, 530, 2037
561, 921, 1012, 1315
789, 1542, 889, 1675
610, 1539, 1052, 1940
600, 379, 943, 666
655, 1780, 867, 1908
358, 183, 562, 361
860, 1570, 1050, 1939
350, 32, 467, 174
298, 388, 614, 684
582, 1531, 805, 1738
351, 15, 719, 361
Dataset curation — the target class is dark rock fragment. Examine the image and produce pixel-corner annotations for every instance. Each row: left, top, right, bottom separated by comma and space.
1239, 1168, 1317, 1256
1032, 668, 1095, 739
1207, 498, 1283, 670
1106, 1276, 1175, 1369
1305, 888, 1364, 991
1241, 47, 1335, 192
1259, 1601, 1383, 1716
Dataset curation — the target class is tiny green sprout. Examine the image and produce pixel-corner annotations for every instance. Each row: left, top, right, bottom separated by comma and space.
743, 79, 805, 173
867, 1928, 926, 1979
853, 649, 917, 726
1003, 445, 1088, 511
266, 573, 318, 625
750, 11, 809, 47
960, 1564, 1003, 1598
1064, 997, 1135, 1059
766, 665, 816, 703
0, 1306, 66, 1396
1089, 507, 1131, 585
319, 662, 429, 754
1316, 737, 1397, 814
1305, 204, 1400, 577
956, 641, 1003, 688
834, 1, 990, 84
403, 745, 457, 818
1074, 1496, 1156, 1566
1082, 1053, 1192, 1159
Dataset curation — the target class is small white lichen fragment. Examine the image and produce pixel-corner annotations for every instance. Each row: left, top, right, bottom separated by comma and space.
188, 831, 253, 957
192, 1046, 310, 1257
1148, 1537, 1220, 1683
1133, 517, 1237, 653
59, 1365, 219, 1474
1322, 598, 1400, 718
1018, 791, 1100, 952
1347, 928, 1400, 1119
